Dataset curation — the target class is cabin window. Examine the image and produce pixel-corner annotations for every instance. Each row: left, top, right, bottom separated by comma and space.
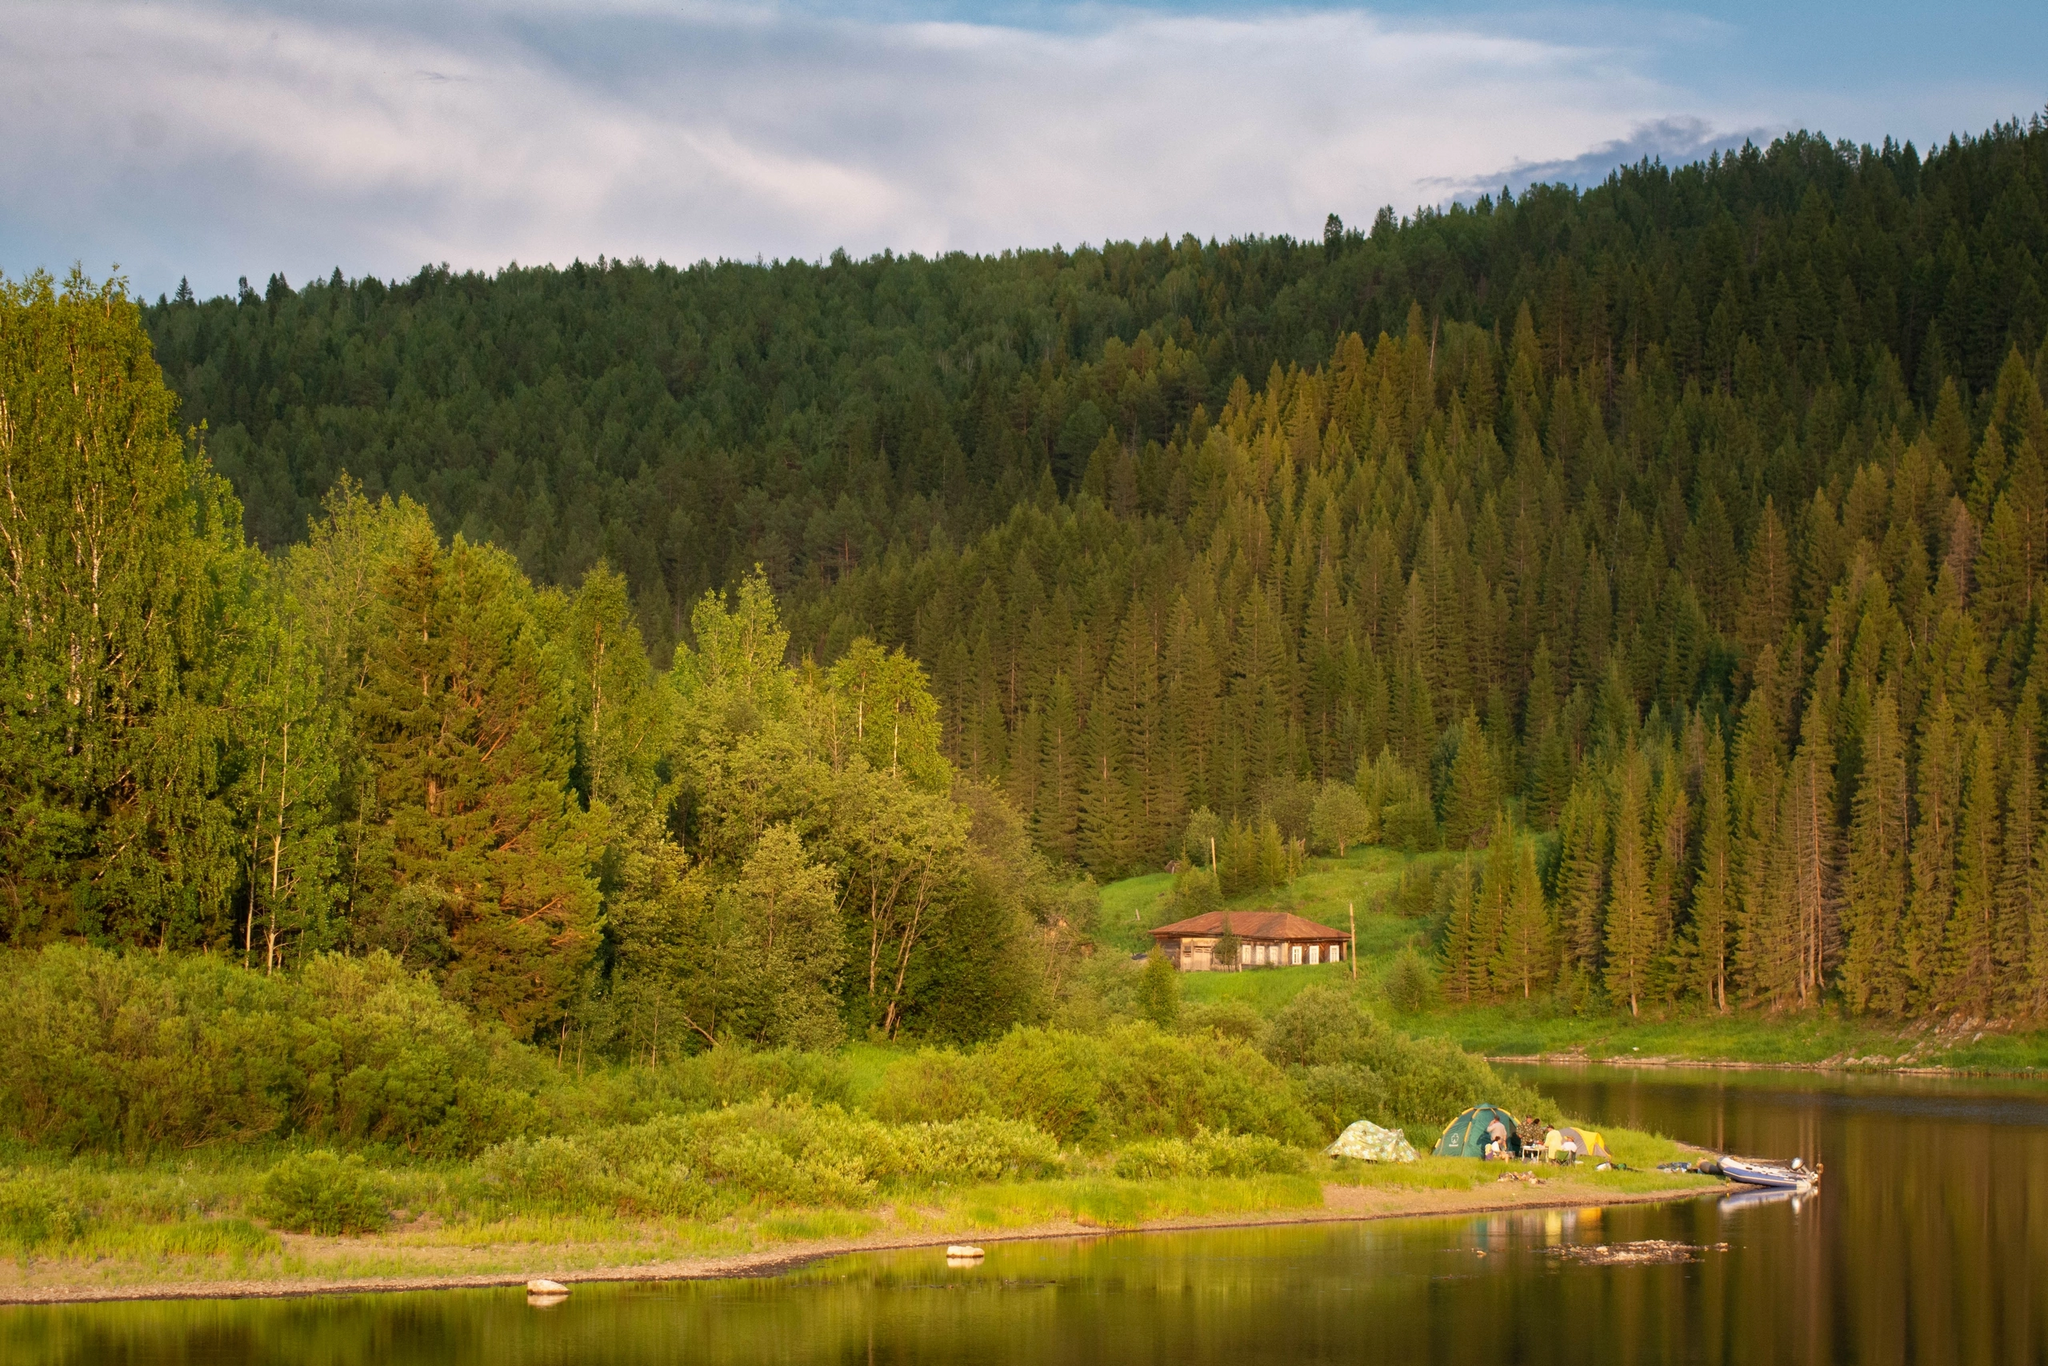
1330, 944, 1342, 962
1291, 944, 1303, 965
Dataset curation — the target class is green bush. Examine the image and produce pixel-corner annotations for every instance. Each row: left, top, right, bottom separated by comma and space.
1182, 1001, 1267, 1045
865, 1024, 1319, 1148
481, 1099, 1061, 1218
1263, 986, 1543, 1133
1294, 1063, 1389, 1138
257, 1151, 392, 1234
0, 1173, 88, 1254
1383, 947, 1437, 1013
0, 946, 547, 1156
1112, 1131, 1306, 1180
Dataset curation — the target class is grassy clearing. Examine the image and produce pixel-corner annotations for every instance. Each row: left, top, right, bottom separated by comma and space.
1112, 846, 2048, 1072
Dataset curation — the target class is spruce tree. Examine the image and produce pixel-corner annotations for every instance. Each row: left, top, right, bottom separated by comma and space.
1993, 725, 2038, 1015
1555, 777, 1609, 992
1689, 727, 1733, 1011
1842, 684, 1910, 1013
1442, 713, 1500, 848
1603, 748, 1656, 1015
1034, 672, 1081, 861
1905, 692, 1962, 1007
1493, 830, 1552, 998
1782, 674, 1841, 1006
1940, 721, 2003, 1015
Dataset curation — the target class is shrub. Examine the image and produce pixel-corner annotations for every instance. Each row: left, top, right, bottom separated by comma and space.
1112, 1131, 1306, 1180
1295, 1063, 1389, 1137
1136, 951, 1180, 1028
866, 1025, 1318, 1148
1383, 948, 1437, 1013
0, 945, 548, 1156
257, 1151, 392, 1234
1182, 1000, 1266, 1045
482, 1100, 1060, 1218
0, 1173, 88, 1255
1263, 986, 1542, 1133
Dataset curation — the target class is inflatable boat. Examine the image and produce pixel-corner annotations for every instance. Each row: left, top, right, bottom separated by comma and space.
1719, 1155, 1820, 1189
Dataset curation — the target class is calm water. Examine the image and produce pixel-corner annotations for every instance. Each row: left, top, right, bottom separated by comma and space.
6, 1067, 2045, 1365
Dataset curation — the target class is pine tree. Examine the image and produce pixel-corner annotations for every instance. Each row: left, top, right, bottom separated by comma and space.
1689, 726, 1733, 1011
1034, 672, 1081, 861
1493, 833, 1552, 998
1905, 692, 1962, 1007
1842, 684, 1910, 1012
1439, 862, 1484, 1002
352, 532, 600, 1035
1441, 712, 1500, 848
1603, 748, 1656, 1014
1993, 725, 2038, 1015
1647, 753, 1691, 1003
1078, 690, 1133, 874
1555, 777, 1609, 991
2031, 738, 2048, 1016
1940, 721, 2003, 1015
1731, 651, 1787, 1005
1782, 673, 1841, 1006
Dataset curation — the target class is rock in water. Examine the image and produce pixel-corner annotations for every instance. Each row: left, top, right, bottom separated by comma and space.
945, 1245, 985, 1259
527, 1278, 570, 1295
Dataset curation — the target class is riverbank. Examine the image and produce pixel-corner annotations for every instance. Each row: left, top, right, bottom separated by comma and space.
0, 1163, 1718, 1305
1487, 1050, 2048, 1075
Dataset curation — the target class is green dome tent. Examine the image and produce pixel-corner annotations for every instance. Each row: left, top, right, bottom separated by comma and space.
1433, 1104, 1523, 1158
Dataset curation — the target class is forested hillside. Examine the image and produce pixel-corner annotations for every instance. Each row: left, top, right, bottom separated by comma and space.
801, 119, 2048, 1018
17, 114, 2048, 1027
144, 126, 2045, 667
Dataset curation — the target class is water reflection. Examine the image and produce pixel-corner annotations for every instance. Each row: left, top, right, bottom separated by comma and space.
3, 1068, 2042, 1366
1514, 1065, 2048, 1366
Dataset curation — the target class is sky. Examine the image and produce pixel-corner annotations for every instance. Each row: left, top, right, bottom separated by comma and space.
2, 0, 2043, 300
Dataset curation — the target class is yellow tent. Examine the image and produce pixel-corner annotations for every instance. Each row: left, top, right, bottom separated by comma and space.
1541, 1126, 1611, 1162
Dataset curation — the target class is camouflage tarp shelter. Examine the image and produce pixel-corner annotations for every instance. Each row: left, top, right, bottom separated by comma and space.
1325, 1120, 1418, 1163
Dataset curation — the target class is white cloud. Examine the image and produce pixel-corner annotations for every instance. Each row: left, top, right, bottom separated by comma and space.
0, 0, 1757, 295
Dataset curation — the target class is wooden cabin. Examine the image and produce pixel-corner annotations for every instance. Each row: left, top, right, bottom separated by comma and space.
1149, 910, 1349, 972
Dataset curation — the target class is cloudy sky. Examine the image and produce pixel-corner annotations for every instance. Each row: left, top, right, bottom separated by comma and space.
3, 0, 2042, 298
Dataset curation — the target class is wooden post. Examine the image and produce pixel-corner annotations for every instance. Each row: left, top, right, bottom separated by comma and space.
1348, 902, 1357, 982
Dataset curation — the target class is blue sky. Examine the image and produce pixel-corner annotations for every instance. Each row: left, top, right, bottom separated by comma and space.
2, 1, 2041, 299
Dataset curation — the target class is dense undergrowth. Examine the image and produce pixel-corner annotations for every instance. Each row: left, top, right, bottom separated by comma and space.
0, 942, 1567, 1270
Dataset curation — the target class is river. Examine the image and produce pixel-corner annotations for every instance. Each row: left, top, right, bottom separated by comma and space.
5, 1066, 2044, 1364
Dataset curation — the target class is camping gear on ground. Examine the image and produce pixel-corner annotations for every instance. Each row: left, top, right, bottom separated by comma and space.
1540, 1126, 1612, 1164
1325, 1120, 1419, 1163
1434, 1104, 1523, 1159
1720, 1155, 1821, 1190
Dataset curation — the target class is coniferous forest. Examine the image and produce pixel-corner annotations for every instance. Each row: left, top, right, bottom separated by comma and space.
9, 115, 2048, 1044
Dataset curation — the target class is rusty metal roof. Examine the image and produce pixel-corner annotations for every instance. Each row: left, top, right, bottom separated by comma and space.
1148, 910, 1347, 941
